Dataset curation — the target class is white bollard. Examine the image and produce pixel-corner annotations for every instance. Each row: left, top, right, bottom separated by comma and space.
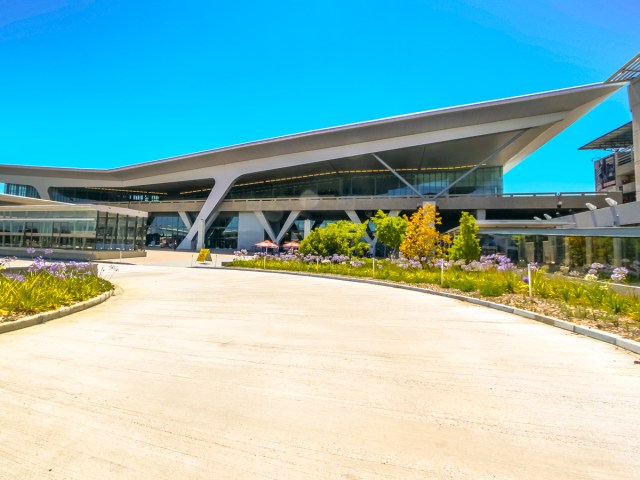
528, 263, 533, 298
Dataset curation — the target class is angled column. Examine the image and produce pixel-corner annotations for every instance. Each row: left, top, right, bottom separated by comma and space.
345, 210, 374, 245
178, 212, 193, 230
368, 210, 399, 255
179, 174, 236, 250
254, 210, 302, 244
275, 211, 301, 244
431, 130, 526, 200
372, 153, 425, 198
254, 212, 278, 243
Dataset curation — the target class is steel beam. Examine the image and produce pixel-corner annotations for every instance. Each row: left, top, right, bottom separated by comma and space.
430, 130, 526, 200
372, 153, 425, 199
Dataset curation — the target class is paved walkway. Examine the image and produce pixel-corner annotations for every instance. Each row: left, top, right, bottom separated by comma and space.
0, 263, 639, 479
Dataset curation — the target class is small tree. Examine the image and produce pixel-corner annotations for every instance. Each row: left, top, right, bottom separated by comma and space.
370, 210, 407, 257
399, 204, 450, 260
449, 211, 481, 262
299, 221, 369, 257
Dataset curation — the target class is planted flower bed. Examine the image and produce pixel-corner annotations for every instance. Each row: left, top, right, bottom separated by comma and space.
0, 254, 114, 322
228, 251, 640, 341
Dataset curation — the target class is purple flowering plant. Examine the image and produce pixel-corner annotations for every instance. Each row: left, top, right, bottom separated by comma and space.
0, 251, 112, 317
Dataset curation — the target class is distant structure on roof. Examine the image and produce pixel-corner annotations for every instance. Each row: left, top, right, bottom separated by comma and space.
580, 122, 635, 202
585, 53, 640, 204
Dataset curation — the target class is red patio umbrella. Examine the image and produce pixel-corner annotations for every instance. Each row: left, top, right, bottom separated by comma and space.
282, 241, 300, 249
255, 239, 278, 268
255, 240, 278, 250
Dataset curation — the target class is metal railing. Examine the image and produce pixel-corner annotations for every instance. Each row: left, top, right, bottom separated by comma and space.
617, 150, 633, 167
111, 191, 610, 207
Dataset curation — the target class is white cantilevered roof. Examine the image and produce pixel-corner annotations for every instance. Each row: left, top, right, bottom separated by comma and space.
0, 82, 624, 184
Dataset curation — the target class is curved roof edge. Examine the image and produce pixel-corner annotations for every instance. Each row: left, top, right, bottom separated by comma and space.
0, 82, 625, 180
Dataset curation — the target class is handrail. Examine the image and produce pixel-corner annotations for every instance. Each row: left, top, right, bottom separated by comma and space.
111, 191, 611, 206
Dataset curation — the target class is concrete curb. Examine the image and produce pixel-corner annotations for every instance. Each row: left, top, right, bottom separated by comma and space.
221, 266, 640, 356
0, 290, 114, 335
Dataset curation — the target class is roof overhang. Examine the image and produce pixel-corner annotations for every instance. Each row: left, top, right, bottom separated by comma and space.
0, 193, 69, 207
0, 82, 624, 186
579, 121, 633, 150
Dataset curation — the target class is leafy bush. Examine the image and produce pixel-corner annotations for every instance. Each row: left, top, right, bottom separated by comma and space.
370, 210, 407, 256
298, 221, 369, 257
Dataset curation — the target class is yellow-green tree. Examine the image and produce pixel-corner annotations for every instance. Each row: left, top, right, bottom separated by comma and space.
399, 204, 450, 260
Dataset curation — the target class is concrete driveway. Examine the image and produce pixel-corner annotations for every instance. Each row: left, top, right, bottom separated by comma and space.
1, 265, 639, 479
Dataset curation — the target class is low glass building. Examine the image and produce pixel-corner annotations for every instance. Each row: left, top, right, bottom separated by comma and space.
0, 201, 147, 259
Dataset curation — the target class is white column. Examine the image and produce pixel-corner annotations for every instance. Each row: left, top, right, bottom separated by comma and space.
179, 174, 236, 250
303, 220, 312, 238
197, 218, 205, 250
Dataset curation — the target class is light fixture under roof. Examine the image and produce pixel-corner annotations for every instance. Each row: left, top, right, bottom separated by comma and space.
585, 203, 598, 211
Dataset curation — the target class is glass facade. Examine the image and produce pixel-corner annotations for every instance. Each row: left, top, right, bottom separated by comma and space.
146, 214, 189, 247
50, 187, 163, 203
0, 207, 146, 251
205, 213, 238, 249
5, 183, 40, 198
37, 159, 502, 206
479, 233, 640, 269
227, 167, 502, 199
48, 181, 215, 203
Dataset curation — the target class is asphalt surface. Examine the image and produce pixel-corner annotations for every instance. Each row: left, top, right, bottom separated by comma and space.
0, 262, 639, 479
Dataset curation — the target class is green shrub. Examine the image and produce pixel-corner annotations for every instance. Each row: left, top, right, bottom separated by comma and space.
299, 221, 369, 256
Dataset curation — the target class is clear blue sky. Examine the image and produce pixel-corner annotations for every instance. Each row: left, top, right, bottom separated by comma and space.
0, 1, 638, 193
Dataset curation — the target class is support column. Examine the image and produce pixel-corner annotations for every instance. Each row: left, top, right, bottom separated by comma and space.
346, 211, 376, 255
585, 237, 593, 266
238, 212, 267, 250
179, 175, 236, 250
613, 238, 622, 267
32, 184, 52, 200
178, 212, 193, 230
254, 212, 277, 243
197, 218, 205, 251
303, 220, 312, 239
275, 211, 301, 244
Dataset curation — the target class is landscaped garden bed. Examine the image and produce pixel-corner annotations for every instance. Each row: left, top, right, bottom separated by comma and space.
0, 253, 114, 325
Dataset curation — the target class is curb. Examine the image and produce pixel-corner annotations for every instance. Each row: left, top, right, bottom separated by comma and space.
0, 290, 114, 335
221, 267, 640, 356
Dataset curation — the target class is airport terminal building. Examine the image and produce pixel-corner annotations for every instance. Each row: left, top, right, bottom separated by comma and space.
0, 81, 629, 252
